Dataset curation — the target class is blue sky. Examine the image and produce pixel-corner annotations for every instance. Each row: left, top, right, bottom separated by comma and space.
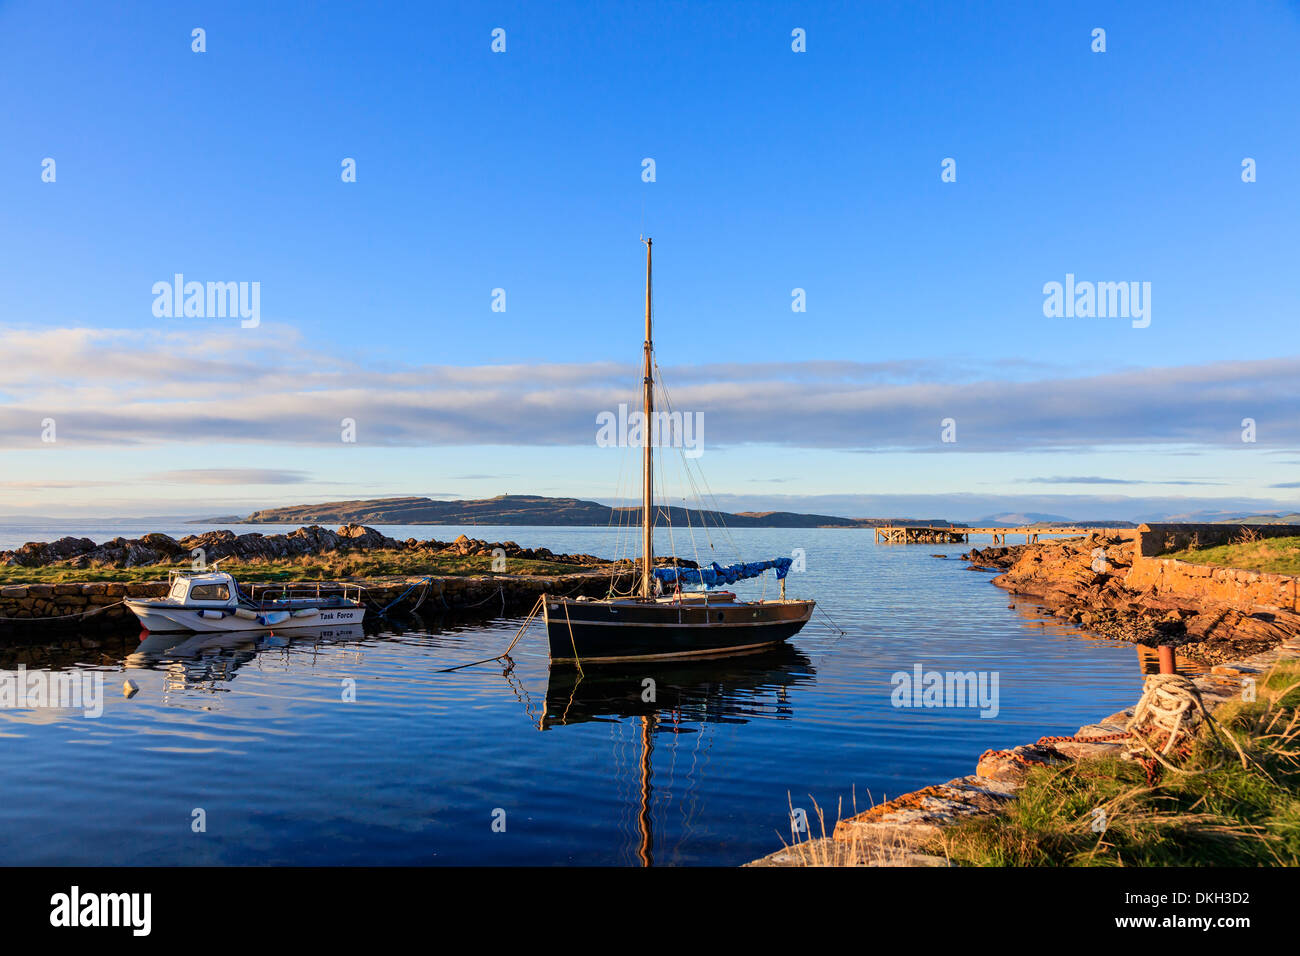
0, 0, 1297, 521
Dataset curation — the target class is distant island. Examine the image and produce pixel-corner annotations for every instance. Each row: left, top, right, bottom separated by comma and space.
197, 494, 1141, 530
202, 494, 902, 528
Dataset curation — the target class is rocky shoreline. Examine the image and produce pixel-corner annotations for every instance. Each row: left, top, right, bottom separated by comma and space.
971, 531, 1299, 664
0, 524, 610, 570
751, 634, 1300, 867
750, 526, 1300, 866
0, 523, 658, 637
0, 569, 633, 636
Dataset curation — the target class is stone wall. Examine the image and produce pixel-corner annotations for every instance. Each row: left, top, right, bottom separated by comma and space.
1135, 522, 1298, 558
1124, 556, 1298, 614
0, 581, 166, 629
0, 571, 628, 638
1125, 523, 1299, 615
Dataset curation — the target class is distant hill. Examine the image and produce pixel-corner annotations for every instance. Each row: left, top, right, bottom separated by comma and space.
976, 512, 1074, 526
1209, 513, 1300, 525
203, 494, 957, 529
1159, 511, 1300, 525
974, 512, 1138, 529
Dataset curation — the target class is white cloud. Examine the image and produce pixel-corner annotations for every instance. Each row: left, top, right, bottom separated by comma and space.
0, 325, 1296, 453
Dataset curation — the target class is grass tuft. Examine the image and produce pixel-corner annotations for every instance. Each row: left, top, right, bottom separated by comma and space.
1163, 535, 1300, 576
935, 662, 1300, 866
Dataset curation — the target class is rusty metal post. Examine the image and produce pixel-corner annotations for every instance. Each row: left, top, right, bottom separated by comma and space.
1157, 644, 1176, 675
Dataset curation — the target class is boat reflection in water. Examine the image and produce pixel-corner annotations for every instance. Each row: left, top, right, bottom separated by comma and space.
125, 625, 367, 699
535, 644, 816, 866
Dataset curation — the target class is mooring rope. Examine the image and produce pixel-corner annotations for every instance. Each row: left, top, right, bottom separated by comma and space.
408, 581, 430, 614
458, 586, 507, 610
0, 600, 127, 622
371, 580, 436, 616
562, 599, 584, 677
814, 605, 847, 636
435, 596, 545, 673
370, 579, 512, 617
1122, 672, 1248, 775
976, 671, 1253, 785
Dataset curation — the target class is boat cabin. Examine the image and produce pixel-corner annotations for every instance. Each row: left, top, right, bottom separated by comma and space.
164, 571, 240, 608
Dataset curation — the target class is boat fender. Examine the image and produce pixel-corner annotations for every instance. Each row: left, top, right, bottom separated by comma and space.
234, 608, 259, 620
257, 611, 291, 626
199, 609, 226, 620
291, 608, 317, 618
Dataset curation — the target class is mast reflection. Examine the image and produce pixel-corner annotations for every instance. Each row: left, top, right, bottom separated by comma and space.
537, 644, 815, 865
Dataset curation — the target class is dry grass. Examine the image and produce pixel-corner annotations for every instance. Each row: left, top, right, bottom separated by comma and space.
934, 662, 1300, 866
1164, 535, 1300, 576
773, 791, 931, 866
0, 552, 605, 584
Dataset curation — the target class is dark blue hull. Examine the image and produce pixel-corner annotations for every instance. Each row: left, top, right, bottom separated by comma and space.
542, 595, 814, 662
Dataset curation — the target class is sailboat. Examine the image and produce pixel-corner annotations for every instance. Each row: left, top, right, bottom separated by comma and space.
542, 238, 816, 663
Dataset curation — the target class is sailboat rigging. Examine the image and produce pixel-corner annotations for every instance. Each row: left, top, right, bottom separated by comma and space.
541, 239, 816, 662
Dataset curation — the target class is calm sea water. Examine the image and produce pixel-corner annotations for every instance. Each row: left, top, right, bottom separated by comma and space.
0, 524, 1146, 866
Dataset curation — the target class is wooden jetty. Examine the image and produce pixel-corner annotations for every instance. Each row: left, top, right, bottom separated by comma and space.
874, 526, 1137, 545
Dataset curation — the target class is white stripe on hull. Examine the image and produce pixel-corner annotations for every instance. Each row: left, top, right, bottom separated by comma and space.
127, 605, 364, 633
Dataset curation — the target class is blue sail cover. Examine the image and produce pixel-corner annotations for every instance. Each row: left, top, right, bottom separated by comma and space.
653, 557, 793, 588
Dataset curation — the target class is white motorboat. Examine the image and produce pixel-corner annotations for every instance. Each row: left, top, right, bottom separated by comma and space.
125, 570, 366, 633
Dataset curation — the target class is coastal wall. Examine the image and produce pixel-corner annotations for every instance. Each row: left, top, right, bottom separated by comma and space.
0, 581, 166, 629
1134, 522, 1298, 558
0, 571, 627, 637
1124, 522, 1299, 614
1125, 557, 1298, 614
984, 530, 1300, 661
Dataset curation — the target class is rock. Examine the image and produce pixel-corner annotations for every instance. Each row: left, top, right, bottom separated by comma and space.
985, 532, 1299, 664
1048, 737, 1125, 760
976, 744, 1064, 782
2, 536, 97, 567
0, 523, 621, 574
833, 775, 1019, 847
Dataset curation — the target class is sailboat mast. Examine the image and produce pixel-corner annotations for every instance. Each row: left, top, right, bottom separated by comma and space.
641, 237, 654, 599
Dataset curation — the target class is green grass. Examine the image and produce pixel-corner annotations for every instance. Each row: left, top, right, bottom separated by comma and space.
0, 552, 608, 584
1164, 535, 1300, 576
935, 663, 1300, 866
